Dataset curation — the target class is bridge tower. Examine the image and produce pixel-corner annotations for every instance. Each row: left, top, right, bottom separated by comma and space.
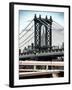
34, 14, 52, 52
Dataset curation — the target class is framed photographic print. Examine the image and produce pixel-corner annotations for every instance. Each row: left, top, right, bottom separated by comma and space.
9, 2, 70, 87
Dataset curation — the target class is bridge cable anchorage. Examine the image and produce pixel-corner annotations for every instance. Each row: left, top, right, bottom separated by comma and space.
19, 31, 34, 46
19, 19, 33, 35
19, 25, 34, 40
19, 36, 34, 48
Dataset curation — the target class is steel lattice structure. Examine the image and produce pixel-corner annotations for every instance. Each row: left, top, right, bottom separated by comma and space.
34, 14, 52, 52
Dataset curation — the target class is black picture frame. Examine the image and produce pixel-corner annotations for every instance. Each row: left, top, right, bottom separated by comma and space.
9, 2, 70, 87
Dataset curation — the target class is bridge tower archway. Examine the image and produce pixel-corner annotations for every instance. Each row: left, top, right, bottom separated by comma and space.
34, 14, 52, 52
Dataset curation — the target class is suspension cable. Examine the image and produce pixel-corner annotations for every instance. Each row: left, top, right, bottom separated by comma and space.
19, 36, 34, 48
19, 31, 34, 46
19, 19, 33, 35
19, 25, 34, 40
53, 21, 64, 29
42, 19, 63, 30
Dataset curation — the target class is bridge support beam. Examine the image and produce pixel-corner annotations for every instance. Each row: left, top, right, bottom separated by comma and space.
34, 65, 36, 70
46, 65, 48, 70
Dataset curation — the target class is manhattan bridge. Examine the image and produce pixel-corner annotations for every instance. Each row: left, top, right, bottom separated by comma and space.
19, 14, 64, 79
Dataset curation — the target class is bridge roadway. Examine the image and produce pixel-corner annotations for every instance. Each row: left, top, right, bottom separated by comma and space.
19, 51, 64, 60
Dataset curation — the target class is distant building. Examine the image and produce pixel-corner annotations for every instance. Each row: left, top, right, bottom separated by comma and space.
61, 42, 64, 49
41, 25, 46, 47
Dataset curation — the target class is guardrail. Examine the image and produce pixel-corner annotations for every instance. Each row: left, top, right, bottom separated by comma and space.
19, 61, 64, 71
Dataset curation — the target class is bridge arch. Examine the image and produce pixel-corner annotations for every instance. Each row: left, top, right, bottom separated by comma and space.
34, 14, 52, 51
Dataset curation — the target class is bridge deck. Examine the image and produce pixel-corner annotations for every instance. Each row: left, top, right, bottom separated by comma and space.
19, 51, 64, 59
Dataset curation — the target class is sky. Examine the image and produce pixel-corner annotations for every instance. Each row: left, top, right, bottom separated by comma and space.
19, 10, 64, 50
